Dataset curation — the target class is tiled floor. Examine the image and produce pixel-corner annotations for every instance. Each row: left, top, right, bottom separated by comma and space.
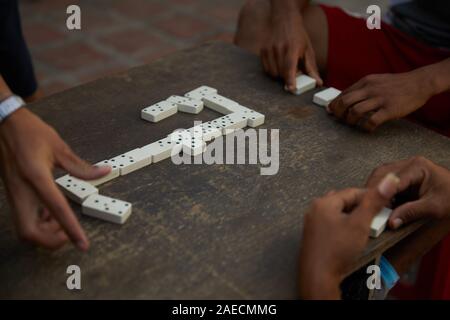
20, 0, 244, 95
19, 0, 388, 96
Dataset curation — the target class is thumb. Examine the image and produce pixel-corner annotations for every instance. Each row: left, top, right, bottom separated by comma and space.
58, 146, 111, 181
389, 200, 429, 229
352, 173, 400, 224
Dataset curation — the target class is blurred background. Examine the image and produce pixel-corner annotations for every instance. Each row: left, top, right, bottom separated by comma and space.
20, 0, 388, 96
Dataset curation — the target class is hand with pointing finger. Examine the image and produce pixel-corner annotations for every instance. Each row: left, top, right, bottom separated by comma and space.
261, 0, 322, 92
299, 173, 400, 299
365, 156, 450, 230
0, 108, 110, 250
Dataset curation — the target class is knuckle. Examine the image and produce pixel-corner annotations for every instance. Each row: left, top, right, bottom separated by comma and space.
22, 165, 45, 181
367, 115, 380, 128
411, 155, 427, 166
350, 106, 364, 117
311, 198, 324, 210
328, 100, 337, 111
401, 209, 416, 222
377, 164, 390, 173
341, 96, 351, 107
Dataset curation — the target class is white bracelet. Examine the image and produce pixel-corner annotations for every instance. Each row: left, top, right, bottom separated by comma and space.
0, 95, 25, 123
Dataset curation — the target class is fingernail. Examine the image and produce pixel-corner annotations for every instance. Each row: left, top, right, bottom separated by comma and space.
392, 218, 403, 229
378, 173, 400, 198
97, 165, 112, 173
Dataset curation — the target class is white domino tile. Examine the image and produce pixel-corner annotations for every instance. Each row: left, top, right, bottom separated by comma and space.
167, 95, 204, 114
109, 148, 151, 176
169, 130, 207, 156
287, 75, 316, 95
184, 124, 221, 142
197, 123, 222, 141
187, 125, 204, 140
82, 194, 132, 224
141, 137, 182, 163
202, 94, 239, 115
185, 86, 218, 101
370, 207, 393, 238
313, 88, 342, 107
233, 105, 265, 127
86, 160, 120, 187
55, 175, 98, 204
141, 100, 178, 122
211, 113, 248, 135
182, 136, 206, 156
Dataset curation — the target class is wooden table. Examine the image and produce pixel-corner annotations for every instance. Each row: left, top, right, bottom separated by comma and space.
1, 43, 449, 299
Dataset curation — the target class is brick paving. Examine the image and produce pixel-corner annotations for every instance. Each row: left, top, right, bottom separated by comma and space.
19, 0, 387, 96
20, 0, 244, 96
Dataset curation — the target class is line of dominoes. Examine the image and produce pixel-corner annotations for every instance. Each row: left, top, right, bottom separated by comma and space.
55, 86, 266, 225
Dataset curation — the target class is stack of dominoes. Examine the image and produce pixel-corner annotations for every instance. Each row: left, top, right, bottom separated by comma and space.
55, 86, 266, 225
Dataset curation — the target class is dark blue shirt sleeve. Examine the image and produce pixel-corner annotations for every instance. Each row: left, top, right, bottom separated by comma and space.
0, 0, 38, 98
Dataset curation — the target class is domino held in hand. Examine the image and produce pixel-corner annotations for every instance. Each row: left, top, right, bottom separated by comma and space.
370, 207, 393, 238
286, 74, 316, 95
313, 88, 342, 107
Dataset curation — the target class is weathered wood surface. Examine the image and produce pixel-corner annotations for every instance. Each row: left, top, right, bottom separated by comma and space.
1, 43, 449, 299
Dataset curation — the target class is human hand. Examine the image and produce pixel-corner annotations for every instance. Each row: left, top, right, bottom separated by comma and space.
299, 173, 399, 299
366, 156, 450, 229
0, 108, 110, 250
261, 1, 322, 92
328, 70, 434, 132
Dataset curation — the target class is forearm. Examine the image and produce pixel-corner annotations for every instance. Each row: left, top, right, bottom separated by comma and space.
418, 58, 450, 96
299, 258, 342, 300
299, 271, 342, 300
270, 0, 310, 17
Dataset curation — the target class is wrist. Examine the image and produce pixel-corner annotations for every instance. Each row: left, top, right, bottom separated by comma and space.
299, 263, 343, 299
299, 271, 342, 300
0, 91, 13, 103
271, 0, 303, 19
417, 62, 450, 96
0, 100, 26, 128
